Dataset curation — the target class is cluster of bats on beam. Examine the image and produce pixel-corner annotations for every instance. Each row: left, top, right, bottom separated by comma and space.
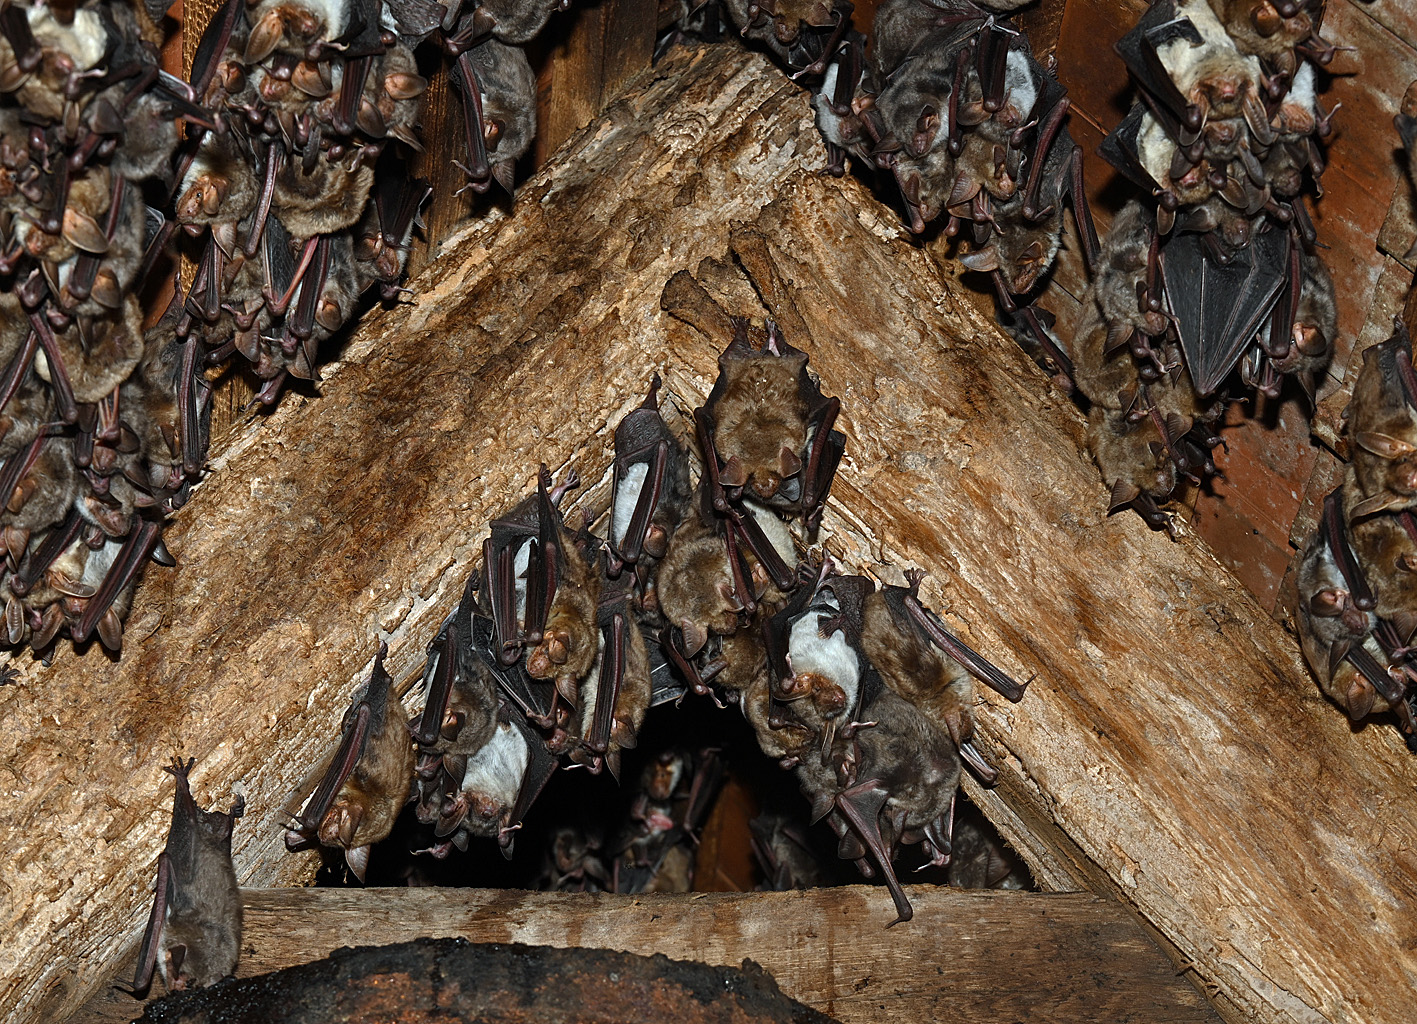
126, 275, 1029, 1001
695, 0, 1101, 377
671, 0, 1343, 537
0, 1, 197, 656
0, 0, 567, 658
1293, 92, 1417, 753
1075, 0, 1342, 534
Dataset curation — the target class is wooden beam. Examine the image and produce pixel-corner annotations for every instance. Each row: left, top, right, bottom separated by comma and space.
71, 886, 1218, 1024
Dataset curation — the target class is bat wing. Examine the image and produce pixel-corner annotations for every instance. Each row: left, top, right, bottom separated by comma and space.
503, 711, 560, 855
582, 614, 625, 757
473, 612, 556, 720
287, 703, 371, 848
414, 616, 460, 746
764, 586, 815, 684
127, 851, 171, 999
801, 398, 845, 532
1160, 228, 1288, 396
611, 439, 669, 568
73, 520, 164, 648
728, 502, 797, 592
375, 170, 433, 251
384, 0, 449, 41
896, 585, 1028, 702
648, 637, 687, 707
1114, 3, 1197, 127
187, 0, 244, 97
1097, 104, 1154, 191
833, 780, 913, 925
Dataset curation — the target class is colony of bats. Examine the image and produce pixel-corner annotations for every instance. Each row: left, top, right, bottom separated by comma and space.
0, 0, 562, 658
127, 285, 1031, 997
18, 0, 1417, 1003
1290, 88, 1417, 752
1077, 0, 1342, 534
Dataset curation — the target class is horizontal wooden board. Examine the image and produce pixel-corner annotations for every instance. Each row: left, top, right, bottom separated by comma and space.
72, 886, 1219, 1024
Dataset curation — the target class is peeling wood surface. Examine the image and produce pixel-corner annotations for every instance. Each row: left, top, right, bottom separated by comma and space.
2, 42, 1414, 1024
73, 886, 1216, 1024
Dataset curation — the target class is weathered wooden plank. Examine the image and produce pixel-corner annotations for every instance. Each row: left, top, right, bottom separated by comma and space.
71, 886, 1218, 1024
533, 0, 657, 164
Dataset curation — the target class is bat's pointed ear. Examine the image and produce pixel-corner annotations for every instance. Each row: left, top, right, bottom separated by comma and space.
1346, 676, 1377, 721
958, 248, 1000, 273
778, 445, 803, 479
719, 456, 748, 487
680, 619, 708, 658
1356, 431, 1416, 460
492, 159, 515, 195
1351, 492, 1401, 519
345, 844, 371, 884
1325, 639, 1352, 682
1108, 479, 1141, 511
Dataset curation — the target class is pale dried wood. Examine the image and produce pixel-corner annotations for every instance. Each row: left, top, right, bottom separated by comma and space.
72, 886, 1217, 1024
0, 40, 1412, 1024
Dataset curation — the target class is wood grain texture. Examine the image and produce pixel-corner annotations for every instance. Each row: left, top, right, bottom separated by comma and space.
5, 41, 1414, 1024
533, 0, 657, 164
71, 886, 1217, 1024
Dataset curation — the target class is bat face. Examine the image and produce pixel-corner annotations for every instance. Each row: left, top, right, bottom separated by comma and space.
287, 647, 414, 880
442, 717, 530, 841
525, 522, 601, 701
656, 519, 745, 650
780, 584, 860, 734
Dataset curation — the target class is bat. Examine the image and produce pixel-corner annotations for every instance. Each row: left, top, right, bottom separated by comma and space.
811, 33, 876, 176
1295, 496, 1401, 724
655, 515, 749, 676
722, 0, 855, 79
567, 577, 652, 778
523, 481, 602, 713
540, 824, 610, 891
433, 703, 560, 859
450, 38, 536, 195
1342, 322, 1417, 519
414, 580, 500, 754
749, 810, 833, 889
354, 162, 432, 300
767, 561, 869, 762
606, 376, 694, 580
481, 464, 579, 667
284, 643, 415, 882
697, 318, 844, 532
612, 746, 723, 893
945, 802, 1030, 889
128, 755, 243, 999
833, 684, 960, 925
